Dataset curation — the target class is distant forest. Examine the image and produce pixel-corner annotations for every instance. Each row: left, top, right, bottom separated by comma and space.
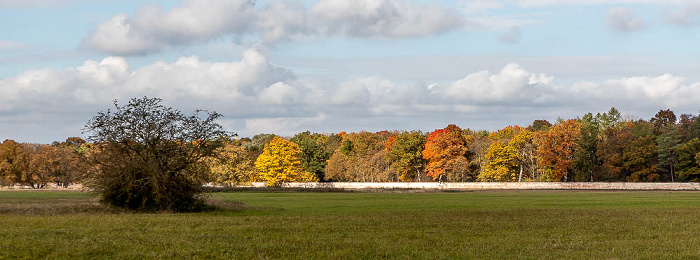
2, 107, 700, 187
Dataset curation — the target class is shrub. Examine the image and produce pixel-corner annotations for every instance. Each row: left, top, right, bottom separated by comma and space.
83, 97, 229, 212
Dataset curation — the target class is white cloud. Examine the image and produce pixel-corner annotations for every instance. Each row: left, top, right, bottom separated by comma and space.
85, 0, 255, 55
572, 74, 700, 108
441, 63, 555, 103
310, 0, 464, 38
331, 79, 372, 105
257, 1, 311, 43
258, 82, 303, 105
329, 77, 432, 115
607, 7, 647, 32
6, 46, 700, 142
0, 46, 298, 113
666, 3, 700, 26
85, 0, 468, 55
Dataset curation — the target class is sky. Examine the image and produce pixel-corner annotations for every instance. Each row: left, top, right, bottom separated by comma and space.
2, 0, 700, 143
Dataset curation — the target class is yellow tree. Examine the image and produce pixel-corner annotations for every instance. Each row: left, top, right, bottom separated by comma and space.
207, 142, 257, 186
255, 136, 317, 186
480, 127, 535, 182
480, 142, 519, 181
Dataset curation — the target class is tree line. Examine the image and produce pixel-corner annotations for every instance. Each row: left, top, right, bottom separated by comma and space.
3, 107, 700, 189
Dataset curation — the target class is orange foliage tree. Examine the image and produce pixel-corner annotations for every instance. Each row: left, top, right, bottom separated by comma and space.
535, 119, 582, 181
422, 124, 469, 181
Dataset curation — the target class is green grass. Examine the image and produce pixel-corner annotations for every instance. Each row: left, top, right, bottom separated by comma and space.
2, 190, 700, 259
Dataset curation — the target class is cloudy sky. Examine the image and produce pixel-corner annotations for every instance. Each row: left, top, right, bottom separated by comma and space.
2, 0, 700, 143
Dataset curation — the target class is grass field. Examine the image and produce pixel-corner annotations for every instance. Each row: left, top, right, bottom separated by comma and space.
2, 190, 700, 259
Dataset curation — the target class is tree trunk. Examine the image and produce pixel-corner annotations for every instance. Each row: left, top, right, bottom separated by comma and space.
670, 161, 675, 182
518, 164, 523, 182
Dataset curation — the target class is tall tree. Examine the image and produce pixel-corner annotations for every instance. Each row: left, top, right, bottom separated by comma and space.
597, 107, 622, 130
290, 131, 333, 181
385, 131, 427, 182
675, 138, 700, 181
464, 130, 492, 180
573, 113, 600, 182
480, 127, 535, 182
656, 124, 682, 182
624, 120, 659, 182
535, 119, 581, 181
596, 126, 633, 181
326, 131, 391, 182
480, 141, 519, 181
207, 140, 257, 186
650, 109, 677, 135
0, 140, 31, 187
255, 136, 317, 186
422, 125, 469, 181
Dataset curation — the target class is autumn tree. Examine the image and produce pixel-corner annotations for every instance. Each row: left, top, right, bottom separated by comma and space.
255, 136, 317, 186
422, 125, 469, 181
40, 137, 90, 188
326, 131, 392, 182
207, 139, 257, 186
464, 130, 492, 180
385, 131, 427, 182
481, 142, 519, 181
84, 97, 229, 212
325, 152, 355, 182
0, 140, 31, 187
596, 126, 633, 181
650, 109, 677, 135
480, 127, 535, 182
27, 145, 78, 188
535, 119, 581, 181
0, 140, 37, 187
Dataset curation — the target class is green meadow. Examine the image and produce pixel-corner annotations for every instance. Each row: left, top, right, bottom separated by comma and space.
2, 190, 700, 259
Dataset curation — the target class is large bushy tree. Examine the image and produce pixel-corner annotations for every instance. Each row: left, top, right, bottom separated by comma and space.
535, 119, 581, 181
290, 131, 333, 181
206, 139, 257, 186
385, 131, 427, 182
83, 97, 228, 212
0, 140, 31, 187
255, 136, 317, 186
422, 125, 469, 181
